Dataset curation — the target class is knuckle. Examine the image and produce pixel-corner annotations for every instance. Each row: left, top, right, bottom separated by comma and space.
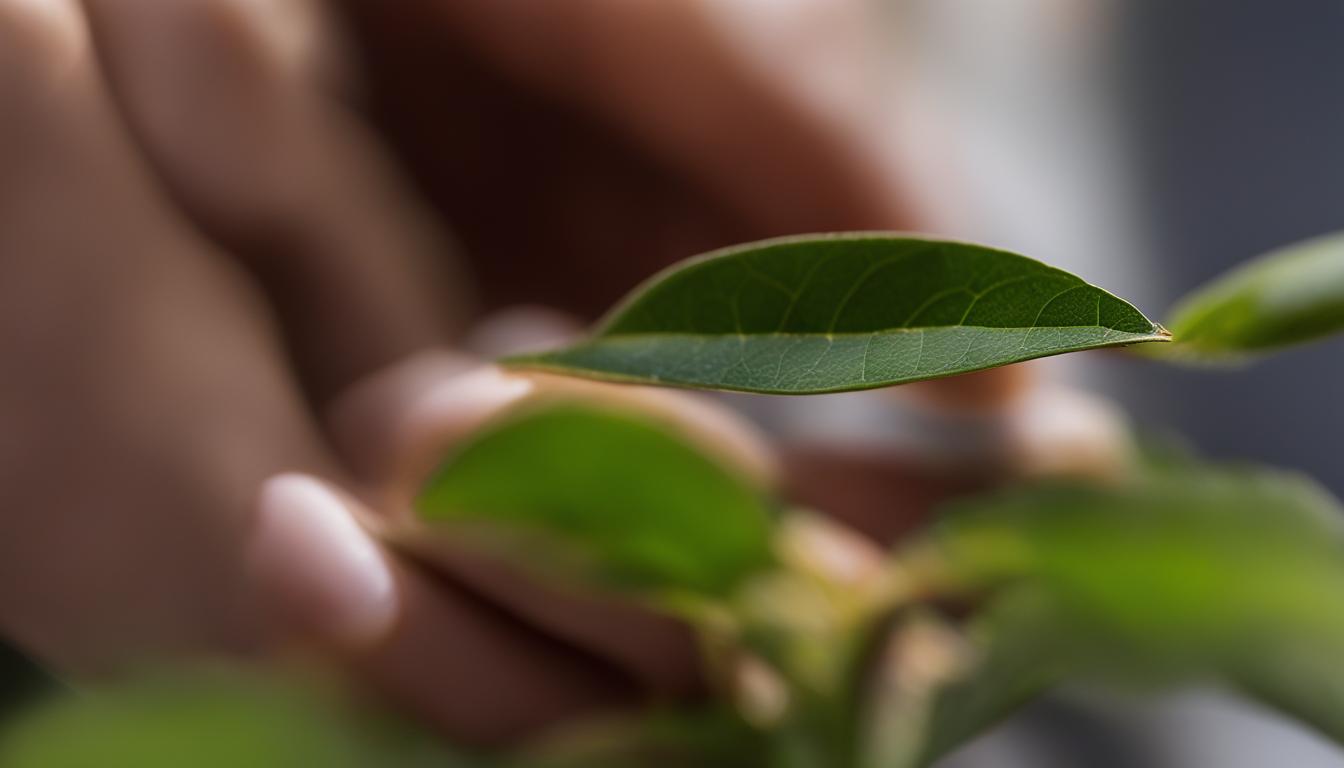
175, 0, 331, 83
0, 0, 89, 91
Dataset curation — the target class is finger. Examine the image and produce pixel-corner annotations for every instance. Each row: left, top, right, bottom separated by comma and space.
248, 474, 398, 650
80, 0, 470, 404
902, 364, 1037, 412
782, 384, 1133, 545
0, 8, 640, 743
383, 0, 907, 235
248, 472, 645, 744
344, 0, 1021, 407
461, 305, 587, 359
782, 444, 995, 546
327, 356, 779, 698
328, 355, 778, 515
1001, 385, 1133, 482
327, 354, 528, 512
0, 0, 340, 668
526, 369, 780, 490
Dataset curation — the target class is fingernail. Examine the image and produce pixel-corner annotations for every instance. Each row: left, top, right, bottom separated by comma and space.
249, 473, 398, 651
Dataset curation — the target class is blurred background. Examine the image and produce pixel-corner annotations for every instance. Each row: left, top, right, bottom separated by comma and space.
884, 1, 1344, 765
882, 0, 1344, 489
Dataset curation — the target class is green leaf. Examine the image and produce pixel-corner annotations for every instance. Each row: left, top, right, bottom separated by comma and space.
893, 463, 1344, 766
0, 669, 475, 768
1230, 639, 1344, 748
0, 669, 757, 768
505, 233, 1168, 394
416, 402, 775, 598
903, 595, 1067, 767
935, 466, 1344, 647
1163, 231, 1344, 360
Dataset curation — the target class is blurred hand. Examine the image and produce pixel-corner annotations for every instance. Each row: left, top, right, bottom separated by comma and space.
0, 0, 1024, 746
344, 0, 920, 318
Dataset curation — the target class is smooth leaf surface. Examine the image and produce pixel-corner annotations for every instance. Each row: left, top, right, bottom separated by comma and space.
1164, 231, 1344, 359
0, 670, 474, 768
416, 403, 775, 597
897, 464, 1344, 767
507, 234, 1168, 394
0, 670, 758, 768
1230, 640, 1344, 749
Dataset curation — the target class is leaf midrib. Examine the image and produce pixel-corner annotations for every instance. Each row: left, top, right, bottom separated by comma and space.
587, 325, 1170, 341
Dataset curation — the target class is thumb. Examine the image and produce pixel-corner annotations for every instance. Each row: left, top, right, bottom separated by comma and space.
246, 471, 644, 745
246, 473, 399, 652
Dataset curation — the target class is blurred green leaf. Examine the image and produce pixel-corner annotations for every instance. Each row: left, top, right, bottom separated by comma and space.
892, 464, 1344, 767
417, 403, 775, 598
935, 465, 1344, 652
0, 669, 475, 768
1230, 638, 1344, 748
0, 669, 767, 768
1163, 231, 1344, 360
901, 594, 1067, 768
506, 234, 1168, 394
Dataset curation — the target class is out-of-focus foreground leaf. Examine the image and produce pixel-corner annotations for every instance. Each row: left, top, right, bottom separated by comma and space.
0, 669, 758, 768
507, 234, 1168, 394
893, 464, 1344, 767
0, 669, 477, 768
1163, 231, 1344, 360
416, 402, 775, 598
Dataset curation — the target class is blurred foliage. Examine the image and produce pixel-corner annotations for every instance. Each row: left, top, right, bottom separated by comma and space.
417, 402, 775, 599
896, 462, 1344, 766
1161, 230, 1344, 360
410, 400, 1344, 767
0, 668, 475, 768
13, 354, 1344, 765
0, 668, 767, 768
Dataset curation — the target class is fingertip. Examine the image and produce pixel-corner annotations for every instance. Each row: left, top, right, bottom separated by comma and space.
521, 371, 780, 492
1004, 387, 1134, 482
328, 353, 536, 500
902, 363, 1036, 413
248, 473, 399, 652
642, 388, 779, 491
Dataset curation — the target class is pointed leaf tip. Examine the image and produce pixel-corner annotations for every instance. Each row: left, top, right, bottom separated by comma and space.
507, 233, 1168, 394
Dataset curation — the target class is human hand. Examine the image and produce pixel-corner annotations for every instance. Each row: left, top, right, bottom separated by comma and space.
0, 0, 1028, 746
0, 0, 771, 745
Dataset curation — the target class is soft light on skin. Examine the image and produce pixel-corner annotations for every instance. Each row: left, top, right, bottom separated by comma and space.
1005, 386, 1133, 482
733, 653, 791, 727
327, 354, 536, 515
885, 616, 973, 694
248, 473, 399, 651
865, 614, 977, 766
776, 512, 885, 589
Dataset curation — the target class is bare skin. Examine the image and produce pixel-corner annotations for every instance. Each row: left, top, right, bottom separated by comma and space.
0, 0, 1028, 746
